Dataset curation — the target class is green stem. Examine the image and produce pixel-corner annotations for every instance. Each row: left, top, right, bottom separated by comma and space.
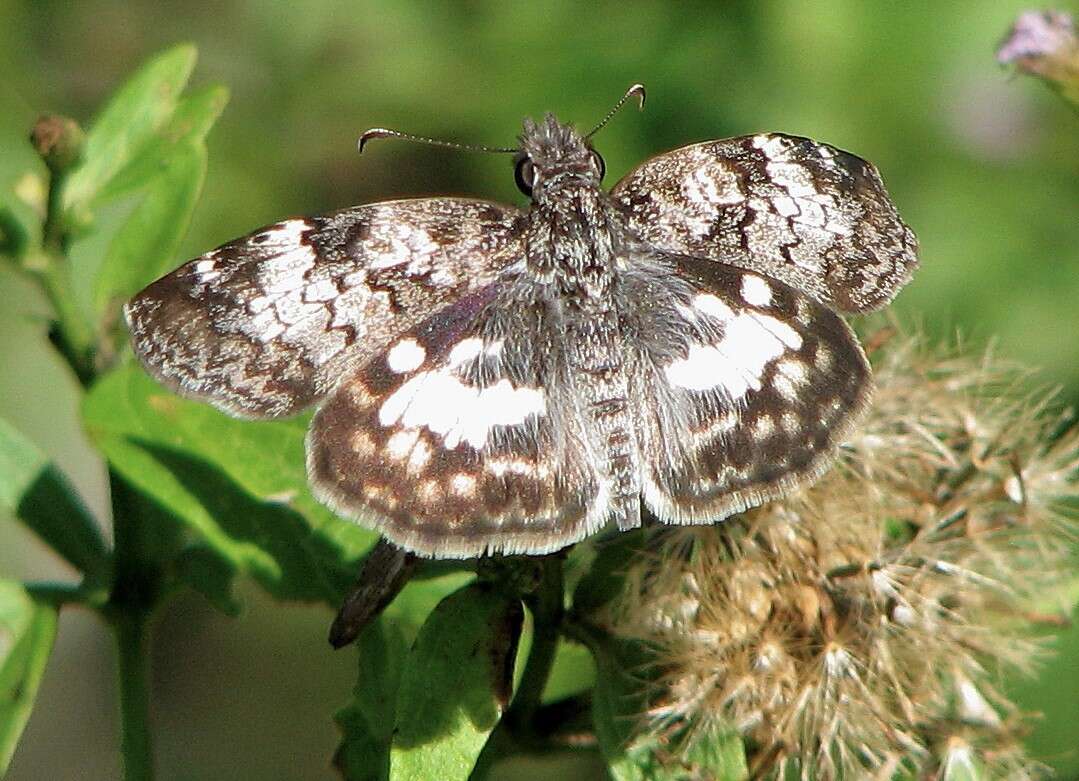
38, 251, 97, 384
32, 166, 97, 384
108, 469, 160, 781
114, 611, 154, 781
25, 581, 110, 609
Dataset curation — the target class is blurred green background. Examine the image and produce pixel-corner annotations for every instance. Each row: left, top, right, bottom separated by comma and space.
1, 1, 1077, 779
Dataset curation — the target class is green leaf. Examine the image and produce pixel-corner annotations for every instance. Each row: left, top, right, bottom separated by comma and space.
173, 544, 242, 616
0, 419, 111, 585
335, 618, 410, 781
390, 584, 523, 781
93, 140, 205, 315
541, 640, 595, 704
571, 529, 644, 618
590, 635, 747, 781
334, 573, 475, 781
98, 84, 227, 202
62, 44, 197, 212
677, 726, 749, 781
590, 636, 656, 781
83, 365, 374, 604
0, 581, 58, 776
0, 201, 33, 260
97, 434, 342, 604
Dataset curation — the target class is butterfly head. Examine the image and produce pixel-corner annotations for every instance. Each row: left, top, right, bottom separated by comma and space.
515, 114, 605, 201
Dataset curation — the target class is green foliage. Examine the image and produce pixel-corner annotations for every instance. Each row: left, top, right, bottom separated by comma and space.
0, 419, 110, 586
61, 45, 199, 216
335, 618, 410, 781
83, 365, 373, 603
389, 585, 523, 780
587, 633, 747, 781
0, 581, 57, 776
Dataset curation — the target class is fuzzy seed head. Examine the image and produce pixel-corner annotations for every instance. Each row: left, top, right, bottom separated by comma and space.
604, 329, 1074, 779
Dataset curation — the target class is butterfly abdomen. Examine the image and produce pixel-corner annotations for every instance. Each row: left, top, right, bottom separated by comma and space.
563, 310, 642, 531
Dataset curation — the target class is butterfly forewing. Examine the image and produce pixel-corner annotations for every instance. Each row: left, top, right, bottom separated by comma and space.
306, 281, 607, 558
124, 198, 524, 418
622, 254, 871, 522
612, 133, 918, 313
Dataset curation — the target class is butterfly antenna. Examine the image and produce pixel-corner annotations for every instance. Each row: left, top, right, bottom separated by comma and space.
585, 83, 647, 139
357, 128, 517, 155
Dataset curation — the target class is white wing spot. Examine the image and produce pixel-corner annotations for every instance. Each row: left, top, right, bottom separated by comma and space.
776, 358, 809, 386
247, 295, 274, 313
407, 437, 431, 475
248, 308, 286, 342
257, 220, 311, 247
379, 370, 546, 450
349, 430, 375, 456
754, 415, 775, 440
304, 278, 338, 302
815, 346, 834, 372
773, 195, 800, 217
487, 458, 544, 478
692, 293, 735, 321
387, 338, 426, 373
448, 338, 484, 367
741, 275, 773, 307
666, 310, 801, 399
451, 473, 477, 497
367, 222, 439, 271
773, 373, 798, 401
418, 480, 442, 503
386, 429, 420, 460
755, 313, 803, 349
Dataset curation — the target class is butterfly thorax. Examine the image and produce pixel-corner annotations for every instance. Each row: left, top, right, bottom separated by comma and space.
520, 115, 620, 309
524, 186, 621, 307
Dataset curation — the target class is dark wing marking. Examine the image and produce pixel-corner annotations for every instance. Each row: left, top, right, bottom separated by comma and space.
306, 282, 608, 559
124, 198, 525, 418
612, 134, 918, 313
620, 253, 871, 523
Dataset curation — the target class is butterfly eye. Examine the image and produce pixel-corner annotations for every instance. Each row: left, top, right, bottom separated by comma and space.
591, 150, 606, 181
514, 155, 536, 196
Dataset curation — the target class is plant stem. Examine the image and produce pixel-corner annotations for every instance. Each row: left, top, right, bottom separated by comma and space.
38, 250, 97, 385
108, 469, 160, 780
114, 611, 154, 781
25, 581, 109, 609
28, 114, 156, 778
33, 159, 97, 384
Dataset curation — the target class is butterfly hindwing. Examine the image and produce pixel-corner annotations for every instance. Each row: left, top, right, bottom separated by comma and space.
612, 133, 918, 313
621, 253, 871, 523
306, 282, 608, 558
124, 198, 525, 418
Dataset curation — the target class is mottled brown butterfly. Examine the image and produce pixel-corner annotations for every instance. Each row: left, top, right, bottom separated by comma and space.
126, 86, 918, 558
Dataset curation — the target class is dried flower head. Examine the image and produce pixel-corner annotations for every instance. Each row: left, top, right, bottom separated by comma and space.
605, 328, 1077, 779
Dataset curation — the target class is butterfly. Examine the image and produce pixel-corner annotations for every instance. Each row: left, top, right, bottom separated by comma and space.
125, 86, 918, 559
